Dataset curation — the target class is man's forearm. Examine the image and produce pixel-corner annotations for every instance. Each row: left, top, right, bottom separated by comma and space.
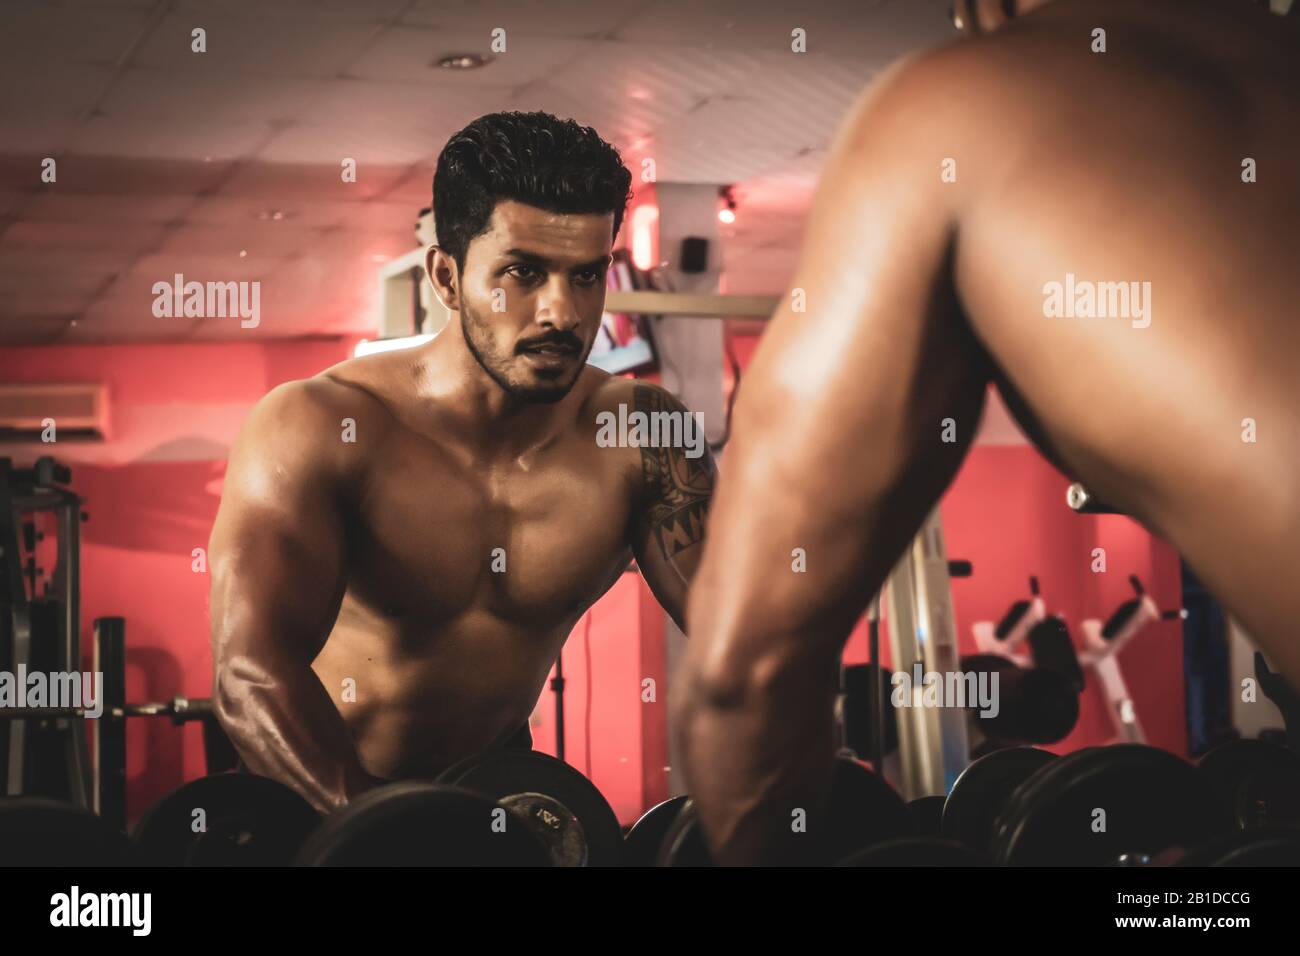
673, 643, 840, 865
214, 654, 373, 813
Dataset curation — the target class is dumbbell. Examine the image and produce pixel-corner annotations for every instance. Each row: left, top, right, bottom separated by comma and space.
988, 744, 1228, 866
656, 755, 913, 866
906, 795, 947, 837
1196, 737, 1300, 831
132, 772, 321, 866
297, 749, 623, 867
0, 797, 136, 866
942, 746, 1058, 855
623, 795, 689, 867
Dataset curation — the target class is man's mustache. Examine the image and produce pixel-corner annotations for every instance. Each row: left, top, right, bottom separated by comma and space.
517, 333, 582, 353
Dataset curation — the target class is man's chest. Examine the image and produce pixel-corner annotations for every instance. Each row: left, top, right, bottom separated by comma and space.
346, 436, 637, 626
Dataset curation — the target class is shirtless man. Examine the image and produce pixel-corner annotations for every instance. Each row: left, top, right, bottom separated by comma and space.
209, 111, 715, 813
678, 0, 1299, 864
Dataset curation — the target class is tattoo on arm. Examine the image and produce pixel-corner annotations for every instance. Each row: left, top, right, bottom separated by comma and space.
634, 384, 715, 561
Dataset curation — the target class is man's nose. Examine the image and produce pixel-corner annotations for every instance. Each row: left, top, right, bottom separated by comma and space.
535, 277, 581, 331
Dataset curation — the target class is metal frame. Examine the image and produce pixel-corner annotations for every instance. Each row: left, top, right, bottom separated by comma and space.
884, 508, 970, 800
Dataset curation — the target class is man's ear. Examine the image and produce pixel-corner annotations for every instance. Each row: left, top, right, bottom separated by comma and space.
425, 245, 460, 312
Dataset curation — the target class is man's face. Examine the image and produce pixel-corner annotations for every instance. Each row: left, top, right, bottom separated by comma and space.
456, 200, 612, 404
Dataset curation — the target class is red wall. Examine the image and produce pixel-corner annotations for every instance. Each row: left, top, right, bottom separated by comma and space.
2, 333, 1185, 826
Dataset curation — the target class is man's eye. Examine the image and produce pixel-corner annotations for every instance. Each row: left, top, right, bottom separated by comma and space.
509, 265, 538, 280
574, 271, 602, 285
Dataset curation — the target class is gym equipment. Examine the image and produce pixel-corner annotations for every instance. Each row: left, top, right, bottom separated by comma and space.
1025, 617, 1085, 693
296, 782, 551, 866
996, 575, 1041, 641
840, 662, 898, 765
1, 458, 236, 828
623, 795, 689, 867
436, 748, 624, 866
942, 746, 1057, 854
838, 837, 987, 866
1066, 481, 1122, 514
960, 654, 1080, 745
906, 795, 946, 836
0, 616, 235, 831
883, 508, 969, 799
2, 457, 89, 807
989, 744, 1226, 866
1196, 737, 1300, 830
1255, 652, 1300, 753
0, 796, 136, 866
132, 773, 320, 866
1077, 575, 1186, 745
657, 755, 913, 866
1176, 827, 1300, 866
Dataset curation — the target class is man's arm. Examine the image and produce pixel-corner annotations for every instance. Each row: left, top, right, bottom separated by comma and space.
628, 382, 717, 631
209, 380, 375, 812
676, 58, 990, 864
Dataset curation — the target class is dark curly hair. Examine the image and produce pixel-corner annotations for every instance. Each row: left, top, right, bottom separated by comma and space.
433, 111, 634, 272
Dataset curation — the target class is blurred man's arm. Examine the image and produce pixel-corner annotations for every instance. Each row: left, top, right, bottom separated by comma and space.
677, 59, 989, 864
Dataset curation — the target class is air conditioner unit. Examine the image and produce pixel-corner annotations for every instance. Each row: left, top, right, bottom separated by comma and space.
0, 383, 109, 441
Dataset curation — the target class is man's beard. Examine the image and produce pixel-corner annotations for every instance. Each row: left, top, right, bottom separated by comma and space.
460, 303, 585, 405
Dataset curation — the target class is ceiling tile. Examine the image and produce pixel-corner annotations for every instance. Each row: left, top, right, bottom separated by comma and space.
217, 160, 409, 203
24, 155, 236, 196
400, 0, 649, 36
132, 12, 382, 78
19, 191, 194, 225
346, 26, 597, 87
0, 220, 166, 253
0, 315, 74, 344
0, 1, 154, 66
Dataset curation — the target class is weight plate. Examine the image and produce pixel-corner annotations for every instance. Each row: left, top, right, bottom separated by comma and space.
1196, 738, 1300, 829
0, 797, 136, 866
659, 756, 911, 866
437, 749, 624, 866
990, 744, 1225, 866
1233, 765, 1300, 830
499, 791, 587, 866
623, 795, 689, 867
1177, 827, 1300, 867
838, 836, 988, 867
296, 781, 550, 866
907, 795, 947, 837
942, 746, 1057, 853
821, 756, 913, 857
132, 772, 321, 866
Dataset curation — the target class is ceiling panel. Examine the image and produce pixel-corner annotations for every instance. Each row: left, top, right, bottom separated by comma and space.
399, 0, 651, 36
0, 1, 154, 66
131, 12, 382, 78
346, 27, 598, 87
0, 0, 958, 343
0, 315, 74, 344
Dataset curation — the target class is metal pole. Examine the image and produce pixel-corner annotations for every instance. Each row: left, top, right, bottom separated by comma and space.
94, 616, 127, 831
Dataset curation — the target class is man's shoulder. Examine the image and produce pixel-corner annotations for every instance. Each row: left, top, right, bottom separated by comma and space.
583, 372, 691, 419
237, 362, 400, 481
